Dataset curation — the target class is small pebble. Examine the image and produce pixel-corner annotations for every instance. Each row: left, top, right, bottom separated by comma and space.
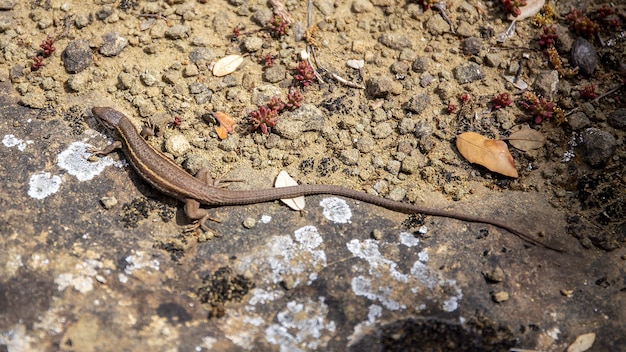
242, 217, 256, 229
243, 36, 263, 52
281, 275, 295, 290
62, 40, 93, 73
462, 37, 482, 56
371, 229, 383, 240
453, 61, 484, 83
404, 93, 431, 114
165, 24, 190, 40
100, 196, 118, 209
165, 134, 191, 157
99, 32, 128, 57
483, 267, 505, 283
492, 291, 509, 303
607, 108, 626, 130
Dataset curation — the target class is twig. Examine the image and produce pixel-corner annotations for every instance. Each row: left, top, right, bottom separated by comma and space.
305, 0, 363, 88
306, 0, 325, 84
433, 2, 455, 34
565, 83, 625, 117
513, 53, 530, 83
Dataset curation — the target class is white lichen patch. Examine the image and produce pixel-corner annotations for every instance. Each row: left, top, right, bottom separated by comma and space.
223, 226, 329, 349
2, 134, 33, 151
319, 197, 352, 223
247, 288, 285, 307
57, 141, 123, 181
399, 231, 420, 247
265, 298, 336, 352
55, 259, 104, 293
124, 250, 160, 276
235, 226, 326, 288
4, 253, 23, 277
27, 172, 62, 199
347, 304, 383, 346
0, 324, 35, 352
33, 306, 67, 336
348, 237, 463, 313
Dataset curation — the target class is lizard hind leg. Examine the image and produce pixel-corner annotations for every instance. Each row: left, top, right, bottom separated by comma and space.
182, 198, 220, 233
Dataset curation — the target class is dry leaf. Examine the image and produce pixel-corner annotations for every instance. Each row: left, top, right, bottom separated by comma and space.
212, 54, 244, 77
508, 0, 545, 20
213, 111, 235, 140
457, 132, 519, 178
567, 332, 595, 352
508, 127, 546, 151
275, 171, 305, 211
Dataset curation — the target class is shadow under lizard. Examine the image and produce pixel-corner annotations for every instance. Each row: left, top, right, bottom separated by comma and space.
91, 107, 562, 252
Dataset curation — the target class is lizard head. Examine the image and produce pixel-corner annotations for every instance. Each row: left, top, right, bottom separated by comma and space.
92, 107, 122, 130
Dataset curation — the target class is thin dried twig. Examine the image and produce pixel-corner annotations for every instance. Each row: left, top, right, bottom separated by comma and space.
565, 83, 625, 116
433, 2, 455, 34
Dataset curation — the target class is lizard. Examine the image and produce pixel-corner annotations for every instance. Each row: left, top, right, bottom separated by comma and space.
90, 107, 562, 252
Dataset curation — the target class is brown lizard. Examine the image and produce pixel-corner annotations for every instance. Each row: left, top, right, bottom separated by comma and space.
91, 107, 562, 252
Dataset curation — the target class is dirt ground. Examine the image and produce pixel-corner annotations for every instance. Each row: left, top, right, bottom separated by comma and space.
0, 0, 625, 351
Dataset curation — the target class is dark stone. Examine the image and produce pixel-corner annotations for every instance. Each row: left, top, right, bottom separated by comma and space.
9, 64, 24, 82
453, 62, 484, 83
96, 5, 113, 20
367, 77, 394, 98
462, 37, 482, 56
579, 128, 617, 167
99, 32, 128, 57
62, 40, 93, 73
412, 56, 430, 73
567, 111, 590, 131
571, 38, 598, 76
390, 61, 410, 75
404, 93, 431, 114
189, 48, 214, 64
607, 108, 626, 130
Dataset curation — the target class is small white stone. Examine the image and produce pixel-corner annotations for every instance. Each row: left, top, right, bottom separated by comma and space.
346, 59, 365, 69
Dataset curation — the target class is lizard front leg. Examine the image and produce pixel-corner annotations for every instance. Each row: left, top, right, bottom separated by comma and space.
90, 140, 123, 156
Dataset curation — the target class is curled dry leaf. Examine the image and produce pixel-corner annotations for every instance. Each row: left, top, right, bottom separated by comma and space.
567, 332, 595, 352
508, 127, 546, 151
213, 111, 235, 140
456, 132, 518, 178
275, 170, 305, 211
212, 54, 244, 77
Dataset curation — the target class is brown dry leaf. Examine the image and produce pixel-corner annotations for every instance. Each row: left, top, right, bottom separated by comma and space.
508, 127, 546, 151
567, 332, 595, 352
213, 111, 235, 140
275, 170, 305, 211
456, 132, 519, 178
508, 0, 545, 20
212, 54, 244, 77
